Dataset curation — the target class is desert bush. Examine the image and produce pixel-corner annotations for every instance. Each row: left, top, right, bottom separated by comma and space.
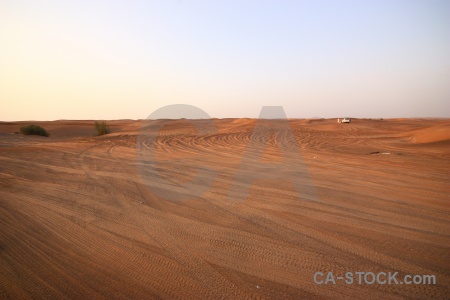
95, 121, 110, 136
20, 125, 49, 137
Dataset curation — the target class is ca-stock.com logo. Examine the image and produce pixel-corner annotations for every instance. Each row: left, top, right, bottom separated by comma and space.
136, 104, 319, 204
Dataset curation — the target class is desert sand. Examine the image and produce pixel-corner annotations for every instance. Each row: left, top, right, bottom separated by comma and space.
0, 118, 449, 299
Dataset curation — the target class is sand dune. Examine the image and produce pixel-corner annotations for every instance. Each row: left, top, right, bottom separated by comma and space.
406, 123, 450, 144
0, 118, 449, 299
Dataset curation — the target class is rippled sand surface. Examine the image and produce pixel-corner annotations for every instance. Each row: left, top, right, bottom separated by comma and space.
1, 118, 449, 299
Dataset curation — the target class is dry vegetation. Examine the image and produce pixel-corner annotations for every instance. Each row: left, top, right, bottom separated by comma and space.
20, 124, 49, 137
94, 121, 110, 136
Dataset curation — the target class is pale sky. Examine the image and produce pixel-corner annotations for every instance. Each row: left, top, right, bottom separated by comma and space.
1, 0, 449, 121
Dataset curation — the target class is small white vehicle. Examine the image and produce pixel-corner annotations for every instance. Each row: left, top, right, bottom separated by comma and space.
341, 118, 351, 123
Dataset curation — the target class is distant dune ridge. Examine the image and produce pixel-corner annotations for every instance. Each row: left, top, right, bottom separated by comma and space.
0, 118, 449, 299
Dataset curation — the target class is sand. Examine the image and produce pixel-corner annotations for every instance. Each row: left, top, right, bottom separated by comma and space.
0, 118, 449, 299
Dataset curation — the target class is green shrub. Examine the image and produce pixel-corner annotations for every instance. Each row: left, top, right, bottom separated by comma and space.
20, 125, 49, 137
95, 121, 110, 136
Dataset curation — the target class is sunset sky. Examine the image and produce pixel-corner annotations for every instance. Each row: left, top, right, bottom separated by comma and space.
1, 0, 449, 120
